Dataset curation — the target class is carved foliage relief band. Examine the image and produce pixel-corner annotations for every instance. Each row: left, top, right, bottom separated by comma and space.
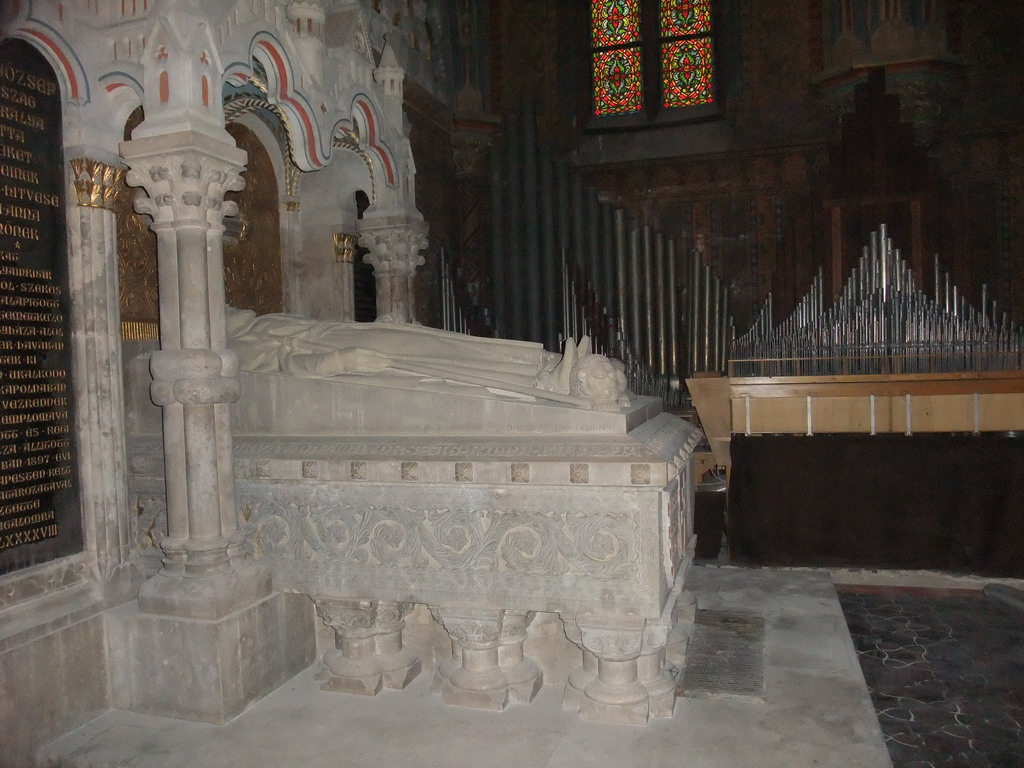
242, 485, 639, 581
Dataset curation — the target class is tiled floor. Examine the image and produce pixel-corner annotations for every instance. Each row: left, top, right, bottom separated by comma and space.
838, 586, 1024, 768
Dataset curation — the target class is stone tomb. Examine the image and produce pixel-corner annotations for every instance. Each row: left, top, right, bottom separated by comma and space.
127, 364, 702, 724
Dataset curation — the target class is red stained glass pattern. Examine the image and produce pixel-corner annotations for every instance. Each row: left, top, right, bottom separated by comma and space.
593, 48, 643, 115
659, 0, 712, 37
662, 37, 713, 107
591, 0, 641, 47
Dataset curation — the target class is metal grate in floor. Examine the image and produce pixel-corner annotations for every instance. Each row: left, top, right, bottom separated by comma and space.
679, 609, 765, 700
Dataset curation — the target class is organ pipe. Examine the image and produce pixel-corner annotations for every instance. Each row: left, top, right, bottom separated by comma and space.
731, 226, 1024, 377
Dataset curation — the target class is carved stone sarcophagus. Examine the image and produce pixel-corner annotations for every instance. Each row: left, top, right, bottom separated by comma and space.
127, 366, 701, 724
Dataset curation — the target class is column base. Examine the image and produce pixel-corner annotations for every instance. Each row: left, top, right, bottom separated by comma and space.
106, 591, 315, 724
579, 682, 650, 726
379, 649, 422, 690
318, 651, 384, 696
503, 658, 543, 704
433, 667, 510, 711
138, 559, 273, 621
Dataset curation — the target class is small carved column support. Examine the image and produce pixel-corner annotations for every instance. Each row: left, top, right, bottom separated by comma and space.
332, 232, 358, 321
434, 608, 509, 711
358, 212, 428, 324
314, 598, 421, 695
637, 617, 676, 718
315, 598, 382, 695
571, 616, 650, 725
66, 158, 143, 599
560, 616, 598, 712
121, 130, 270, 619
374, 600, 422, 689
498, 610, 543, 703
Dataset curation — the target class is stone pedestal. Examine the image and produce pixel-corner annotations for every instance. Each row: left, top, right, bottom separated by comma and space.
106, 592, 315, 724
434, 608, 510, 711
314, 598, 421, 695
498, 610, 544, 703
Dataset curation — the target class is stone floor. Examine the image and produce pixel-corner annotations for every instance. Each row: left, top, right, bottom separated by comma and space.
38, 566, 891, 768
839, 586, 1024, 768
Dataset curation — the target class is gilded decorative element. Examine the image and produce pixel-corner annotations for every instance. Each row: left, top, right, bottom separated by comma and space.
223, 122, 284, 315
70, 158, 124, 209
116, 162, 159, 325
332, 232, 358, 263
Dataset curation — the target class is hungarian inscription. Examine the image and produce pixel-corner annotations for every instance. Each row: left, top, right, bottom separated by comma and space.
0, 39, 81, 574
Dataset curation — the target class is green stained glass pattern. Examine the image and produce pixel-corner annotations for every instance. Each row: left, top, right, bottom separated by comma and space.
591, 0, 641, 47
593, 48, 643, 115
662, 37, 713, 107
660, 0, 712, 37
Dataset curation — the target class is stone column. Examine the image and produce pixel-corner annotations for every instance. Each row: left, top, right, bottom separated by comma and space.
332, 232, 358, 321
66, 157, 143, 600
498, 609, 543, 703
107, 130, 315, 724
358, 212, 428, 323
120, 130, 270, 619
572, 616, 650, 725
434, 608, 509, 710
314, 598, 421, 695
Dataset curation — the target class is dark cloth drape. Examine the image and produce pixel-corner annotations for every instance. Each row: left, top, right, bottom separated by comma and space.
728, 434, 1024, 577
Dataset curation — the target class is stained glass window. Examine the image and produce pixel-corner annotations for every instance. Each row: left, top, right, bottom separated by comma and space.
592, 0, 641, 47
662, 37, 713, 107
589, 0, 715, 120
593, 48, 644, 115
660, 0, 711, 37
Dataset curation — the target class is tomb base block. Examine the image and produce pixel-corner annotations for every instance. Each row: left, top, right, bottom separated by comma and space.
106, 591, 315, 724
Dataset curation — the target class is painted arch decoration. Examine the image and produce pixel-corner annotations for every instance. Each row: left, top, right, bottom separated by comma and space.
7, 17, 90, 105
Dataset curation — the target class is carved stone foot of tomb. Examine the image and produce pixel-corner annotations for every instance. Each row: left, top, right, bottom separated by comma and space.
569, 616, 653, 726
560, 618, 598, 712
374, 601, 422, 689
665, 589, 697, 669
434, 608, 516, 711
498, 610, 543, 704
637, 616, 677, 718
314, 598, 420, 696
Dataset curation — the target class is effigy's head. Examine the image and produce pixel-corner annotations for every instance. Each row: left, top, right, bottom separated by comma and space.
571, 354, 627, 411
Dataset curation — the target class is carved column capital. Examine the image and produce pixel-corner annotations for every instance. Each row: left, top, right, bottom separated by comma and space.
575, 616, 646, 661
358, 219, 428, 275
437, 608, 504, 649
332, 232, 359, 263
121, 132, 246, 227
357, 212, 429, 323
70, 158, 124, 210
315, 597, 378, 638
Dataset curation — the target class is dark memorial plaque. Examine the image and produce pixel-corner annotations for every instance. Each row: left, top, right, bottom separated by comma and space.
0, 39, 81, 574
